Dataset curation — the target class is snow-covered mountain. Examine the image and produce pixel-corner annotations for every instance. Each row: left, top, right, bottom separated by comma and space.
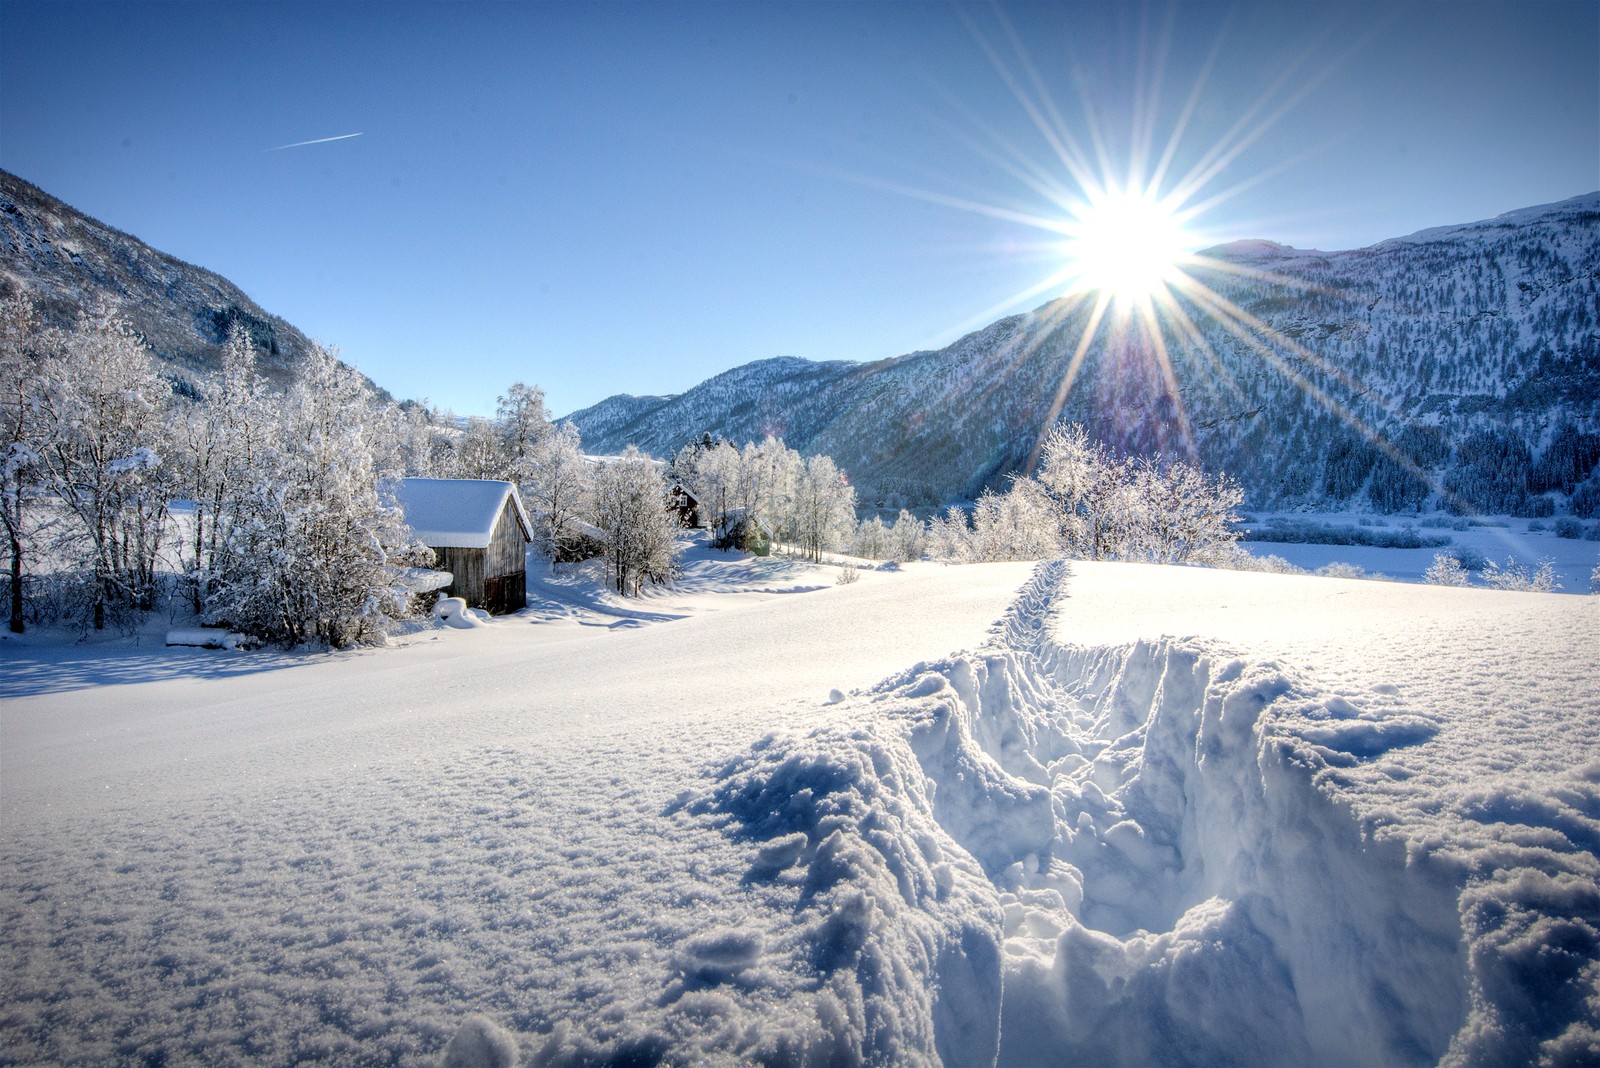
569, 194, 1600, 515
0, 169, 342, 396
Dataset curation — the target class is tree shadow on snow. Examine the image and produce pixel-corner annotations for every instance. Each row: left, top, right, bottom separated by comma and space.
0, 640, 317, 699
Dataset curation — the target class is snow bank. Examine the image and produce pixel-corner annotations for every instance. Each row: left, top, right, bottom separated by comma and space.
678, 560, 1597, 1064
3, 555, 1594, 1064
164, 627, 257, 650
433, 596, 486, 628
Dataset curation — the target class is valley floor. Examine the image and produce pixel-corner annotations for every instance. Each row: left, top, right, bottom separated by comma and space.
1, 550, 1596, 1065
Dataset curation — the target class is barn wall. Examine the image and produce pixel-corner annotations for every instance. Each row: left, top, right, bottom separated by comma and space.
435, 546, 486, 608
484, 497, 528, 614
426, 495, 528, 615
486, 498, 528, 581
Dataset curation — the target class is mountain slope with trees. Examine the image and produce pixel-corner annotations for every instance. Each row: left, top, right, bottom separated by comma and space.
570, 194, 1600, 517
0, 168, 353, 396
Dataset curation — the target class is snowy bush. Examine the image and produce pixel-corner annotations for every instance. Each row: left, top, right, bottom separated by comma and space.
1554, 516, 1584, 539
836, 562, 860, 585
1210, 549, 1308, 575
1315, 562, 1366, 579
1423, 552, 1472, 587
205, 345, 431, 646
590, 446, 681, 596
1481, 556, 1562, 592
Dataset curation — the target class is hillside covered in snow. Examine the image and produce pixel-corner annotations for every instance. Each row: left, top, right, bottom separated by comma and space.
0, 169, 371, 396
569, 194, 1600, 517
3, 545, 1595, 1065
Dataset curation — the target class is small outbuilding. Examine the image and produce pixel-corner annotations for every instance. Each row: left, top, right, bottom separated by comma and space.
667, 482, 705, 529
392, 478, 532, 615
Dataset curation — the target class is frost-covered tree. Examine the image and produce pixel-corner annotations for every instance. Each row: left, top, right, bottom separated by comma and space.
788, 454, 857, 562
36, 308, 173, 629
496, 381, 551, 485
1129, 458, 1244, 564
889, 509, 926, 563
206, 345, 427, 646
1480, 556, 1561, 593
1019, 423, 1241, 563
0, 294, 56, 632
925, 506, 973, 563
852, 515, 889, 560
590, 446, 680, 596
1423, 552, 1471, 587
1027, 424, 1127, 560
171, 327, 273, 613
447, 417, 509, 481
523, 421, 593, 559
970, 486, 1062, 561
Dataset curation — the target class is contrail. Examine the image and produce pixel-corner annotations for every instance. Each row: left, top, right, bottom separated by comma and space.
271, 132, 364, 151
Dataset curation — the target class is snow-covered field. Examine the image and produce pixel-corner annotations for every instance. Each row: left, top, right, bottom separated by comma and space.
2, 541, 1596, 1065
1239, 511, 1599, 591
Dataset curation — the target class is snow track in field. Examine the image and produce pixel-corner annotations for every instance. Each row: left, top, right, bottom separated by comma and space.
4, 560, 1594, 1064
688, 560, 1597, 1066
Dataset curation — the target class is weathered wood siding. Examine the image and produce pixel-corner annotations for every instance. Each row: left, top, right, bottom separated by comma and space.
486, 497, 528, 582
435, 546, 486, 608
432, 496, 529, 615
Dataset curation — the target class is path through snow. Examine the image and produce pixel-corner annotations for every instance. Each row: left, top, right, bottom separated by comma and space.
2, 559, 1596, 1065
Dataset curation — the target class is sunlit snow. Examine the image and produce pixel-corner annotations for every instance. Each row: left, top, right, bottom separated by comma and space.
2, 539, 1596, 1065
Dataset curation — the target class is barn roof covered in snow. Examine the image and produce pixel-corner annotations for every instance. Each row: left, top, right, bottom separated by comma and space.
391, 478, 531, 550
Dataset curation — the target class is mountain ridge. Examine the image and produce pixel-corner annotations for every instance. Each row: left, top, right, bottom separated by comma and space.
0, 168, 379, 397
567, 193, 1600, 515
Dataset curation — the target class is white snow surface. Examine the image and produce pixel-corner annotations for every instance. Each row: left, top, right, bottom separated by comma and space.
2, 547, 1596, 1066
392, 478, 530, 549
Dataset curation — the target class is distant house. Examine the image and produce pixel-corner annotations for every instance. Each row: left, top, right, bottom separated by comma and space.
668, 482, 705, 528
392, 478, 532, 614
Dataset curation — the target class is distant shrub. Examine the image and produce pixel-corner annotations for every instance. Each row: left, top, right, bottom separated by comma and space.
1450, 547, 1489, 571
1424, 553, 1471, 587
1527, 519, 1547, 532
1211, 549, 1307, 575
1317, 562, 1367, 579
1243, 519, 1449, 549
1554, 517, 1584, 539
1481, 556, 1561, 592
836, 563, 861, 585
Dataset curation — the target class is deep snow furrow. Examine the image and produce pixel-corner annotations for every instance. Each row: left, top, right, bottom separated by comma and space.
680, 562, 1596, 1066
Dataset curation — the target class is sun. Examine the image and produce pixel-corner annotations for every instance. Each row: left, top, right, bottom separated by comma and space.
1060, 186, 1193, 308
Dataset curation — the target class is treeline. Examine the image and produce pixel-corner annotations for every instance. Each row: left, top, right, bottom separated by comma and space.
2, 297, 435, 643
0, 295, 868, 640
670, 434, 857, 563
909, 424, 1244, 565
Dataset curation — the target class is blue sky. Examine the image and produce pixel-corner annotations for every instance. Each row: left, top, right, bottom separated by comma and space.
2, 1, 1596, 418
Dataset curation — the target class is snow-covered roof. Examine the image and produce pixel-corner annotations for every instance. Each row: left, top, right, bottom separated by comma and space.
391, 478, 531, 549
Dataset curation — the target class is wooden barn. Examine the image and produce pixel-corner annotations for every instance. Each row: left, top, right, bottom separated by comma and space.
392, 478, 532, 615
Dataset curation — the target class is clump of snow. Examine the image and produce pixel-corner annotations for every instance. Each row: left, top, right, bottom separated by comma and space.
164, 627, 257, 650
441, 1017, 518, 1068
433, 596, 485, 629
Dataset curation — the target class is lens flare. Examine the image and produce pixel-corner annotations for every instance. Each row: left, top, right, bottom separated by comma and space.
1062, 186, 1193, 307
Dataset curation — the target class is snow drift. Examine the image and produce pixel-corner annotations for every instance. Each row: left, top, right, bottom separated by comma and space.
3, 557, 1595, 1064
680, 561, 1597, 1065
